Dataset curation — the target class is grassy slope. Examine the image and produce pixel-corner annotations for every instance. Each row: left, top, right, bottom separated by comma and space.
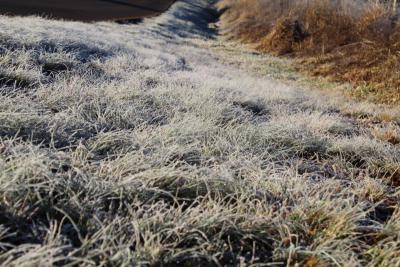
0, 0, 399, 266
217, 0, 400, 104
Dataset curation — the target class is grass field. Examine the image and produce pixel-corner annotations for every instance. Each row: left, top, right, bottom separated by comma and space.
0, 0, 399, 266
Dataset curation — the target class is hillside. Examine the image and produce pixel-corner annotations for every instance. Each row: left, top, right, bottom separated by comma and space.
217, 0, 400, 104
0, 0, 399, 266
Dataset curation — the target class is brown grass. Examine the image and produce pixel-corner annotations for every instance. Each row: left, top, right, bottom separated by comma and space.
217, 0, 400, 104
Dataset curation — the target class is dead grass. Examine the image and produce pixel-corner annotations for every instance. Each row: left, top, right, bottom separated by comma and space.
217, 0, 400, 104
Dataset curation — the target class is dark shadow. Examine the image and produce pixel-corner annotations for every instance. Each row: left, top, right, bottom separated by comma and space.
153, 1, 218, 39
98, 0, 164, 12
116, 18, 143, 24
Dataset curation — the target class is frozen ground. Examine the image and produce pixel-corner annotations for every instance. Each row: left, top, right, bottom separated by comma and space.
0, 0, 399, 266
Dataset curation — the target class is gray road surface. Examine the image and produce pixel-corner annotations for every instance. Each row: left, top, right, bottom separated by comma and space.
0, 0, 176, 21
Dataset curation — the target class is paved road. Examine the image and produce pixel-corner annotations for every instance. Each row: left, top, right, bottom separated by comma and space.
0, 0, 176, 21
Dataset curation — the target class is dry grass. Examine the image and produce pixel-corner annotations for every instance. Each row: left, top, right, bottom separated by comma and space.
217, 0, 400, 104
0, 0, 399, 266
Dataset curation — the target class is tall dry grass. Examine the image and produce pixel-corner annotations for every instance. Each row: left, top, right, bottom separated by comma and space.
217, 0, 400, 103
